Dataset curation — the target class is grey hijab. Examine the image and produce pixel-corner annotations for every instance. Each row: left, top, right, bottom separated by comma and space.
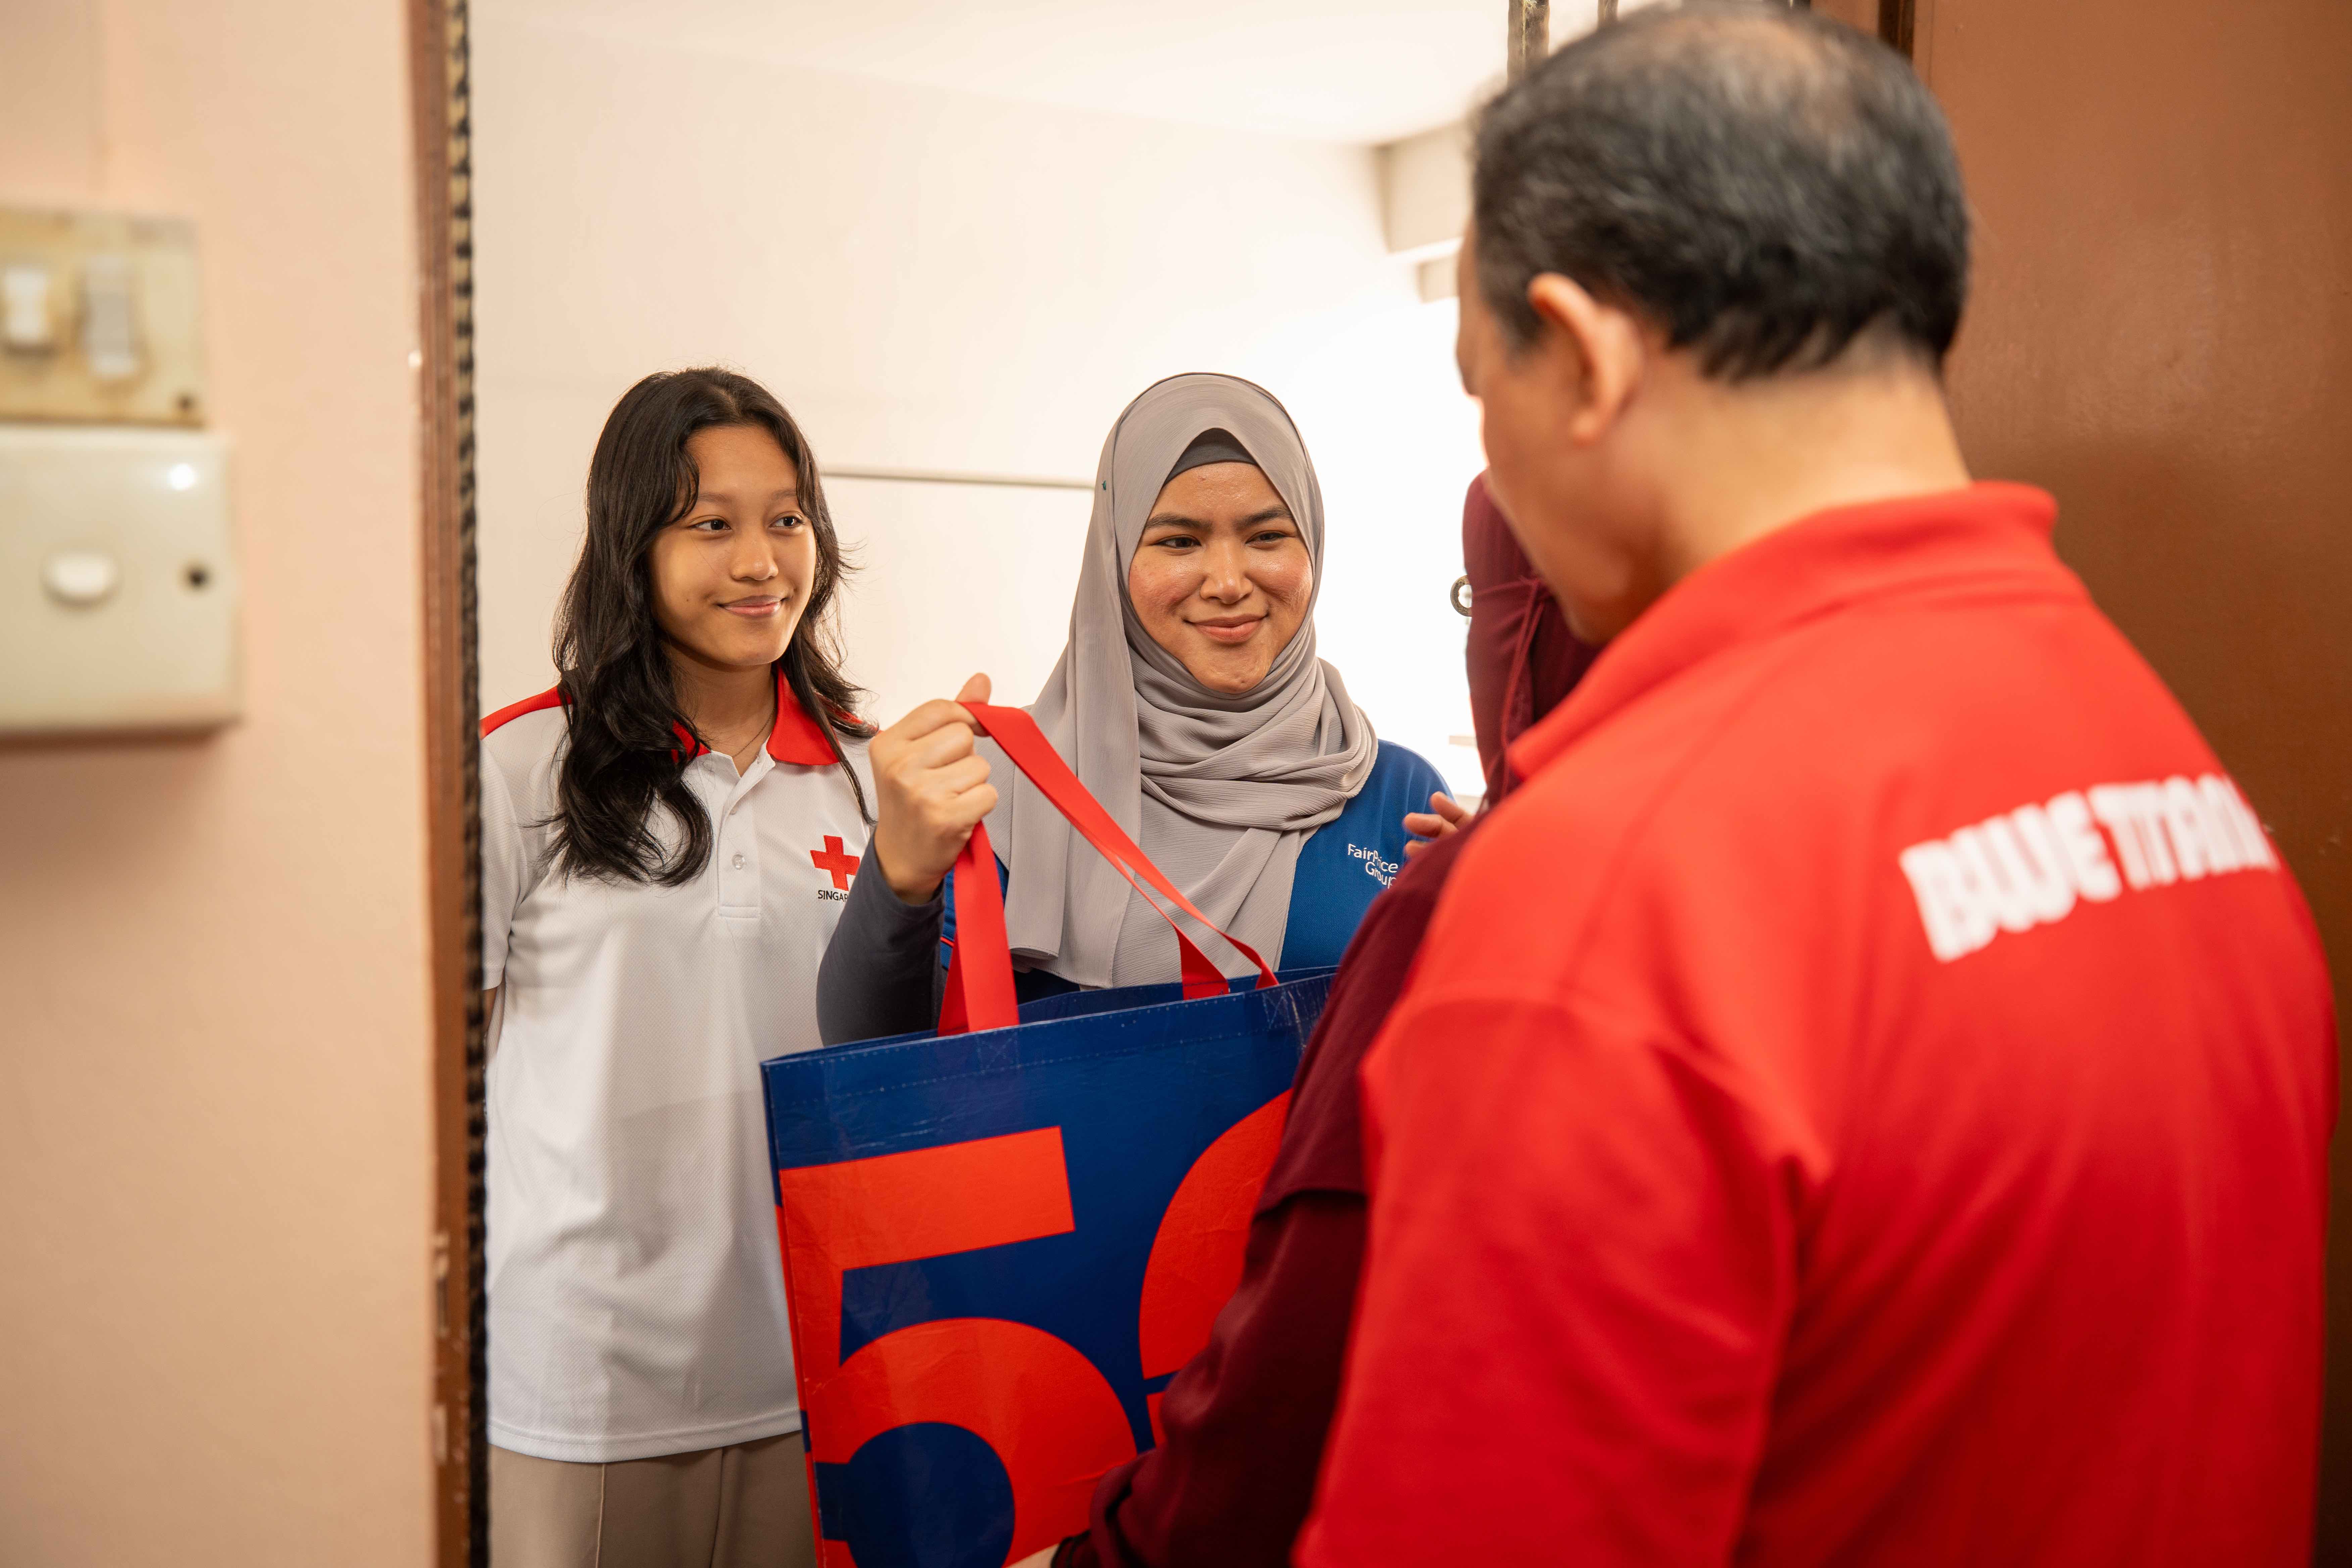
988, 373, 1378, 987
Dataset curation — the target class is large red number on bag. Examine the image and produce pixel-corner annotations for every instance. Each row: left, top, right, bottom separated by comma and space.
1135, 1090, 1290, 1443
775, 1129, 1137, 1567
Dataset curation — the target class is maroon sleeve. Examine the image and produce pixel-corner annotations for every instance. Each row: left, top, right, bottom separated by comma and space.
1062, 1191, 1367, 1568
1054, 828, 1479, 1568
1259, 829, 1475, 1206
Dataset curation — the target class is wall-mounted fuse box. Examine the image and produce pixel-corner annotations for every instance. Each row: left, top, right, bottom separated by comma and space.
0, 426, 238, 734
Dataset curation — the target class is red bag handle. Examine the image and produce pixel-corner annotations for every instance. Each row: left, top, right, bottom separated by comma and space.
938, 703, 1279, 1035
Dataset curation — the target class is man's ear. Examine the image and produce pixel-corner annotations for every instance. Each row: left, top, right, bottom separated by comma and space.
1525, 274, 1646, 445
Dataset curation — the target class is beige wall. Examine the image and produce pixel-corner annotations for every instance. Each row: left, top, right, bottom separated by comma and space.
0, 2, 436, 1564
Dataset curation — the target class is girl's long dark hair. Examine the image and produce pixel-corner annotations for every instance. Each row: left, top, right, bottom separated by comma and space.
549, 367, 873, 885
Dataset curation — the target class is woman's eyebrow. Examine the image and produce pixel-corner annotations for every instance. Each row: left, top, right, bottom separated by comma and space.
1142, 503, 1292, 531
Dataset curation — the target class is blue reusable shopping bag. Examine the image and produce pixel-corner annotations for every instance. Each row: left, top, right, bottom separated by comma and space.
762, 705, 1333, 1568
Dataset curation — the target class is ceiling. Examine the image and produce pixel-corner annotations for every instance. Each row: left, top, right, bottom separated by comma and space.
503, 0, 1613, 145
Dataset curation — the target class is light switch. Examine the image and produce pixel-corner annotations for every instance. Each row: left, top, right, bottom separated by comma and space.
42, 549, 121, 605
3, 263, 55, 351
0, 208, 202, 424
0, 426, 238, 734
81, 255, 140, 382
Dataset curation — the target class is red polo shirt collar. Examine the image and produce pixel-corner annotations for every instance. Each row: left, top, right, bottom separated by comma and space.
1508, 482, 2071, 784
672, 666, 841, 766
484, 666, 842, 766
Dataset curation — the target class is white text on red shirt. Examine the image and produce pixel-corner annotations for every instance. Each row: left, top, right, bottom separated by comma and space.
1900, 774, 2277, 962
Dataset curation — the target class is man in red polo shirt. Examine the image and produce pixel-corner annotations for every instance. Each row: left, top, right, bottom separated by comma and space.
1300, 7, 2335, 1565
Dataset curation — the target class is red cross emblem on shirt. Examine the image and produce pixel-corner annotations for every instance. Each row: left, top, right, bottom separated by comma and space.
810, 835, 861, 890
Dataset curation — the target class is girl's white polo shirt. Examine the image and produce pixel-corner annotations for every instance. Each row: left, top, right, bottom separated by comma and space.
479, 676, 870, 1463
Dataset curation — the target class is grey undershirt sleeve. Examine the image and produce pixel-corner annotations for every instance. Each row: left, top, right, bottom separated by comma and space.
816, 846, 947, 1045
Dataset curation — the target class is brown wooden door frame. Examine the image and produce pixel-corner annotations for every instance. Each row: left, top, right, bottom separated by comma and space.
409, 0, 486, 1560
1879, 0, 1918, 55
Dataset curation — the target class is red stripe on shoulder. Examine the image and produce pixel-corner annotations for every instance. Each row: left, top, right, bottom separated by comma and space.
481, 687, 565, 737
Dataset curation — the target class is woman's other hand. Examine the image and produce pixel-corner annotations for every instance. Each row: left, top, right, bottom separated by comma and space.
869, 673, 998, 903
1401, 791, 1470, 859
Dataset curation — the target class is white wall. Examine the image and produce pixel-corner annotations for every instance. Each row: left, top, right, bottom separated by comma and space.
473, 9, 1486, 790
1383, 120, 1473, 254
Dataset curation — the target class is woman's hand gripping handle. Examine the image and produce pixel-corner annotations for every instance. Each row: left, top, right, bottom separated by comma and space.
867, 673, 998, 903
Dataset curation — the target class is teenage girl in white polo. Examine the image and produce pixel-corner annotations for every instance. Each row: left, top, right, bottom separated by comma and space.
479, 368, 868, 1568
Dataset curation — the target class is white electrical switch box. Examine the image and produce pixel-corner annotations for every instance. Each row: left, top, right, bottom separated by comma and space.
0, 425, 238, 734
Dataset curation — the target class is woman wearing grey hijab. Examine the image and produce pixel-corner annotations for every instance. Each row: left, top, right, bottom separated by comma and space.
817, 374, 1451, 1041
